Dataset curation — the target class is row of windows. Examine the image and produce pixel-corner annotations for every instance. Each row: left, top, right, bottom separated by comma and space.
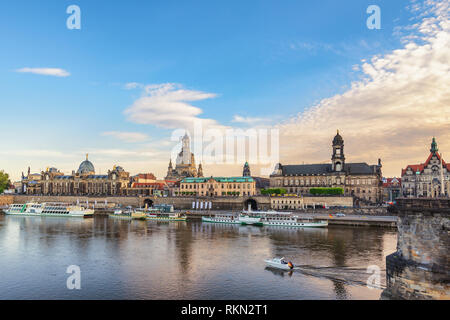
181, 183, 252, 190
277, 178, 375, 186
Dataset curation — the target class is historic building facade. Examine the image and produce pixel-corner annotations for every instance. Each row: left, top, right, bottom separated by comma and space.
270, 131, 383, 204
23, 155, 131, 196
165, 133, 203, 180
401, 138, 449, 198
178, 176, 256, 197
382, 177, 402, 203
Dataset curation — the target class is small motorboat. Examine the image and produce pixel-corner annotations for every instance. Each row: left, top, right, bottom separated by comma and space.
265, 257, 294, 270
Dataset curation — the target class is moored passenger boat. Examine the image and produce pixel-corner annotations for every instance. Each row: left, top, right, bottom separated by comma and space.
5, 202, 94, 218
202, 213, 241, 224
238, 213, 263, 226
135, 207, 187, 222
109, 207, 146, 220
146, 212, 187, 222
241, 208, 328, 228
260, 211, 328, 228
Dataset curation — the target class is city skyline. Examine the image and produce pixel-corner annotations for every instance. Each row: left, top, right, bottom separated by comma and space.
1, 0, 449, 181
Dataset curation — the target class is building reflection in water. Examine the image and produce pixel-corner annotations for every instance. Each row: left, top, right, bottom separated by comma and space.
0, 215, 396, 299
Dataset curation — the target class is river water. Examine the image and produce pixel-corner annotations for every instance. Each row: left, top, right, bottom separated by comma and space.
0, 214, 397, 300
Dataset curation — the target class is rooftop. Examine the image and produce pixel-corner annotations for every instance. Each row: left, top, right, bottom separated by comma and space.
181, 177, 254, 183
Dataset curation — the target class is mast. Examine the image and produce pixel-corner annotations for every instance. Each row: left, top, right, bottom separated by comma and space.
440, 153, 445, 196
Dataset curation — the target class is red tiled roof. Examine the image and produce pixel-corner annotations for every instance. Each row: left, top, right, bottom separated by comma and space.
402, 152, 449, 176
131, 182, 165, 189
136, 173, 156, 180
383, 177, 401, 188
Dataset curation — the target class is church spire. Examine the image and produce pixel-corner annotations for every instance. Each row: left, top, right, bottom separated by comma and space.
197, 163, 203, 177
430, 137, 438, 154
243, 162, 251, 177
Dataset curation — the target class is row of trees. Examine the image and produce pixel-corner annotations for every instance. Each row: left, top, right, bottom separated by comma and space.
309, 187, 344, 195
261, 187, 344, 196
0, 170, 10, 194
260, 188, 287, 195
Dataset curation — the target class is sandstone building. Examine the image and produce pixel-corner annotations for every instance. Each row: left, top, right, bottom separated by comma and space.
165, 133, 203, 181
178, 176, 256, 197
401, 138, 449, 198
23, 155, 130, 196
269, 131, 383, 204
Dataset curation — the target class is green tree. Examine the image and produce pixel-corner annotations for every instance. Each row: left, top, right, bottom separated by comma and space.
309, 187, 344, 195
261, 188, 287, 195
0, 170, 11, 194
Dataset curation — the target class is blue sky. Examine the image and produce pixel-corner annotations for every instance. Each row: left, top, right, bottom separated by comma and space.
2, 0, 448, 180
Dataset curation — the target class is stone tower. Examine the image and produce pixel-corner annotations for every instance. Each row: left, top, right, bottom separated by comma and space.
332, 130, 345, 172
243, 162, 251, 177
181, 133, 191, 165
165, 133, 198, 180
197, 163, 203, 177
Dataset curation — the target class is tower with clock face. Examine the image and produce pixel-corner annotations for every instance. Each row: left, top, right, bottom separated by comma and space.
332, 130, 345, 172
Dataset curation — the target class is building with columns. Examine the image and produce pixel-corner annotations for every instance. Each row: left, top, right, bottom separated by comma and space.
401, 138, 449, 198
270, 131, 383, 204
165, 133, 203, 180
178, 176, 256, 197
22, 154, 130, 196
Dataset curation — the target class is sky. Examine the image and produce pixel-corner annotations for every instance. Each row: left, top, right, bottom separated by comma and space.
0, 0, 449, 181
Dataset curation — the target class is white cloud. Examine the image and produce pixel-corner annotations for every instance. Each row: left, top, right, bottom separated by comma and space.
232, 115, 271, 125
124, 82, 143, 90
102, 131, 149, 143
124, 83, 222, 130
277, 0, 450, 177
15, 68, 70, 77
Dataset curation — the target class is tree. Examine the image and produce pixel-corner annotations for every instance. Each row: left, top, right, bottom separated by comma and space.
0, 170, 11, 194
261, 188, 287, 195
310, 187, 344, 195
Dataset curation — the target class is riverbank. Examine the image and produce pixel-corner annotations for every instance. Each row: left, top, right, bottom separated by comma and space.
76, 209, 397, 228
1, 208, 396, 228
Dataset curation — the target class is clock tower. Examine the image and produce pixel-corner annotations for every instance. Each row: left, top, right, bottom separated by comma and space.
332, 130, 345, 172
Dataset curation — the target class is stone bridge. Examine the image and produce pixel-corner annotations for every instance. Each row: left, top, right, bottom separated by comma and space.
383, 198, 449, 300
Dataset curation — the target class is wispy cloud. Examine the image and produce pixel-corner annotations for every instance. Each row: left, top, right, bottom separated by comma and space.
15, 68, 70, 77
124, 82, 143, 90
124, 83, 223, 130
232, 115, 271, 125
102, 131, 149, 143
277, 0, 450, 177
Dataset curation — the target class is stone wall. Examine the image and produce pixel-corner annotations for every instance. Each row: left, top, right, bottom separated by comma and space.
383, 198, 450, 300
0, 195, 14, 205
3, 194, 389, 215
6, 194, 272, 211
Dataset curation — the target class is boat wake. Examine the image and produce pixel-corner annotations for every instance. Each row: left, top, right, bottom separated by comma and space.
269, 265, 387, 290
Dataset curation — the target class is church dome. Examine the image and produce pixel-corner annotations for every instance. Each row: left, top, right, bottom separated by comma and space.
333, 130, 344, 145
77, 154, 95, 174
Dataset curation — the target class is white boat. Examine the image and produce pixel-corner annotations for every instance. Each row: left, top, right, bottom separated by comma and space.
4, 202, 94, 218
202, 214, 241, 224
244, 208, 328, 228
265, 257, 294, 270
238, 214, 263, 226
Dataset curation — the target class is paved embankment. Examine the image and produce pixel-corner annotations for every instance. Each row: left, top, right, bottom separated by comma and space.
183, 210, 397, 227
1, 208, 397, 228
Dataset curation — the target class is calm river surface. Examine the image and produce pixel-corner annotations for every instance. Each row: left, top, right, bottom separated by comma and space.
0, 214, 397, 300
